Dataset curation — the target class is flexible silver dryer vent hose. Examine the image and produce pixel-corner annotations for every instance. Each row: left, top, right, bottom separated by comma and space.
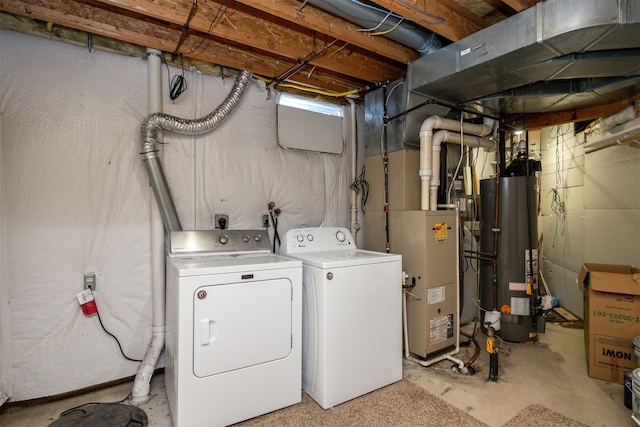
139, 70, 252, 233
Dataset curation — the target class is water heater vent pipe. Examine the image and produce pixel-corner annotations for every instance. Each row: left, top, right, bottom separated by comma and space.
419, 116, 493, 210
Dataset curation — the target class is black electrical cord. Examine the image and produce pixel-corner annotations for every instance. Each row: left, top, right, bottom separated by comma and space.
270, 210, 281, 253
94, 301, 143, 363
165, 54, 187, 101
351, 165, 369, 213
169, 74, 187, 101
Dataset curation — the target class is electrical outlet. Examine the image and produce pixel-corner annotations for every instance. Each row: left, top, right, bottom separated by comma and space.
214, 214, 229, 229
262, 214, 269, 228
84, 272, 96, 291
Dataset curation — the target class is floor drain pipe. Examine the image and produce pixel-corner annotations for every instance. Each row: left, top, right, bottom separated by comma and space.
132, 48, 169, 404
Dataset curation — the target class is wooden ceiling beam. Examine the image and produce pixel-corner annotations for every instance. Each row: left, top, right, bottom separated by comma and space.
233, 0, 419, 64
501, 0, 541, 13
0, 0, 365, 92
367, 0, 483, 42
89, 0, 403, 83
431, 0, 492, 29
506, 98, 638, 130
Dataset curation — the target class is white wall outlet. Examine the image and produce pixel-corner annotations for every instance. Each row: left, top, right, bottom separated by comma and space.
84, 272, 96, 291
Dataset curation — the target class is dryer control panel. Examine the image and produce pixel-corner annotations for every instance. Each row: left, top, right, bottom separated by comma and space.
169, 229, 271, 257
281, 227, 355, 254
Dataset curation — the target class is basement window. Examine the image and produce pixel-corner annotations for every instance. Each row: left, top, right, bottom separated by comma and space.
276, 93, 344, 154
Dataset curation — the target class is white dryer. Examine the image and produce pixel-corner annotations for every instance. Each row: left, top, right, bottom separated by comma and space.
280, 227, 402, 409
165, 230, 302, 427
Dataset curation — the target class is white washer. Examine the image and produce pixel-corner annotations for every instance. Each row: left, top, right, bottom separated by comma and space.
280, 227, 402, 409
165, 230, 302, 427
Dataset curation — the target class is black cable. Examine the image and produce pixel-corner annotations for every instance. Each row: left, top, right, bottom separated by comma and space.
95, 306, 142, 363
270, 210, 281, 253
169, 74, 187, 101
351, 165, 369, 213
185, 0, 228, 55
165, 54, 187, 101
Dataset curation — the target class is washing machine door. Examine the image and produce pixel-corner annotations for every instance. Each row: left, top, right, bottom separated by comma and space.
193, 278, 293, 377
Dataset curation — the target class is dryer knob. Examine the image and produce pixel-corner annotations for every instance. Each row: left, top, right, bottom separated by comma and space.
218, 234, 229, 244
307, 234, 314, 242
296, 234, 304, 242
254, 234, 262, 242
336, 231, 346, 242
243, 235, 250, 243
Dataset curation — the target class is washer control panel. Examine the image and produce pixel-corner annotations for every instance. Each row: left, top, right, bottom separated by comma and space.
281, 227, 355, 254
169, 229, 270, 257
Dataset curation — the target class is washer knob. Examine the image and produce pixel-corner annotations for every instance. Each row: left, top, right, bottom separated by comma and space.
254, 234, 262, 242
218, 234, 229, 244
336, 230, 346, 242
296, 234, 304, 242
243, 235, 250, 243
307, 234, 314, 242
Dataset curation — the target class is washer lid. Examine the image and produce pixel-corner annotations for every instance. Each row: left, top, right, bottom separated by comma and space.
168, 253, 301, 276
287, 249, 401, 269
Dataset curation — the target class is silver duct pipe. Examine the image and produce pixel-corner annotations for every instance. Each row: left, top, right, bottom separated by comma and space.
302, 0, 440, 53
139, 70, 253, 233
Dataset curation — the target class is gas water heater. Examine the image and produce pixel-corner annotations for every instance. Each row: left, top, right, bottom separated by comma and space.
479, 147, 541, 342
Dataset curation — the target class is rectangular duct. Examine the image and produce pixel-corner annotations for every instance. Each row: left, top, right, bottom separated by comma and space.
364, 77, 450, 157
408, 0, 640, 113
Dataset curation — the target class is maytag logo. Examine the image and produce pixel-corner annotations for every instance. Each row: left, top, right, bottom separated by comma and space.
602, 348, 632, 360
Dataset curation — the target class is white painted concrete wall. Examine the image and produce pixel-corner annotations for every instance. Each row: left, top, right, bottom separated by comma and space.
539, 125, 585, 317
539, 122, 640, 318
0, 29, 357, 401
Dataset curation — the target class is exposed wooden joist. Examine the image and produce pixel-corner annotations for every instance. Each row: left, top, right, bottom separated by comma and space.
0, 0, 367, 92
368, 0, 483, 42
233, 0, 419, 64
501, 0, 539, 13
507, 99, 638, 130
431, 0, 492, 29
88, 0, 404, 83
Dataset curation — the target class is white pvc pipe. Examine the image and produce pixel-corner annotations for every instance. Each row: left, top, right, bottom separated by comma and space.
430, 130, 495, 211
418, 115, 493, 211
132, 48, 165, 404
346, 98, 359, 242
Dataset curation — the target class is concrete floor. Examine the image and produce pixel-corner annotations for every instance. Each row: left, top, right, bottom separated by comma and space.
0, 323, 635, 426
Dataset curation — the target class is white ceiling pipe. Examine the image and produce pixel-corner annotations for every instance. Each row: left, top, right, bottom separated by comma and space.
430, 130, 495, 211
419, 115, 494, 210
132, 48, 165, 405
346, 98, 359, 243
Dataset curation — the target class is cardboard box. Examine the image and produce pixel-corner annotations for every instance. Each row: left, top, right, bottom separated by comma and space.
578, 263, 640, 383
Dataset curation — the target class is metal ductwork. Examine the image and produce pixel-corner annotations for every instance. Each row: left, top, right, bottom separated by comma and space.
300, 0, 441, 54
408, 0, 640, 114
